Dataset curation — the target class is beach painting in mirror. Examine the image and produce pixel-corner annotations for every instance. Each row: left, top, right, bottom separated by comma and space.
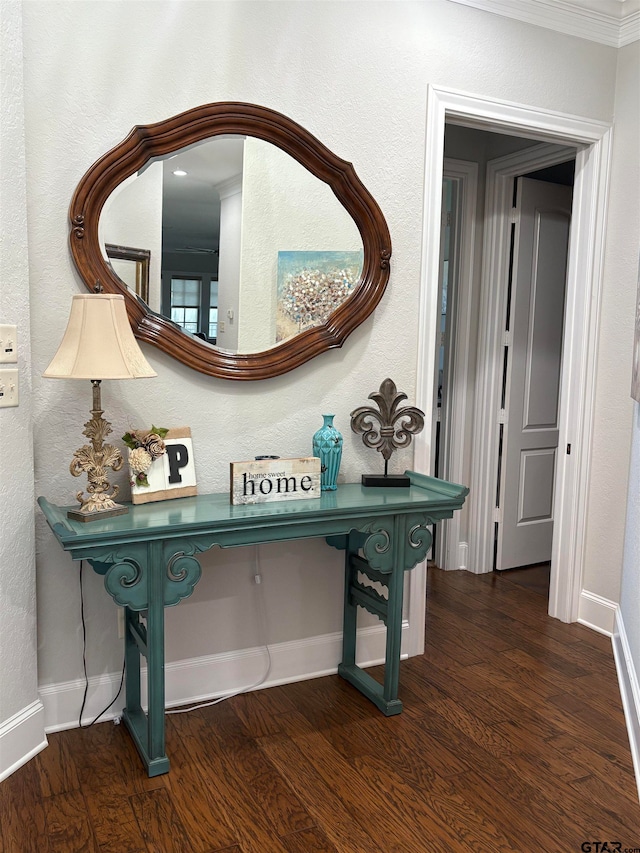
276, 250, 364, 342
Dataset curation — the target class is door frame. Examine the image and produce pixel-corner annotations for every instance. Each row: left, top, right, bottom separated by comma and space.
414, 85, 612, 623
432, 159, 479, 572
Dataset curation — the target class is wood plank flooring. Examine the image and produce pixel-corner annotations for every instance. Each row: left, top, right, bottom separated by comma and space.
2, 566, 638, 852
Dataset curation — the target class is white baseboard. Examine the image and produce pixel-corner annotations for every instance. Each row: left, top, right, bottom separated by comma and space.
0, 700, 48, 782
41, 622, 405, 733
457, 542, 469, 571
577, 589, 617, 636
613, 608, 640, 802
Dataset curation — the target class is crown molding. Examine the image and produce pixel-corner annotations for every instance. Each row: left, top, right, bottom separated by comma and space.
448, 0, 640, 47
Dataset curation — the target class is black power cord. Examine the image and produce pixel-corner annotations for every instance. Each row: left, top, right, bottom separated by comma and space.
78, 560, 125, 728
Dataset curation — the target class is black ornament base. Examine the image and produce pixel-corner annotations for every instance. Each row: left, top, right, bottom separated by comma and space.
361, 474, 411, 488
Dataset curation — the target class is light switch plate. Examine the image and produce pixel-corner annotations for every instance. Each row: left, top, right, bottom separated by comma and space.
0, 325, 17, 364
0, 369, 19, 407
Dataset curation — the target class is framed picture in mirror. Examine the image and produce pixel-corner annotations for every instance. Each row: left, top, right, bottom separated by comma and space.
106, 244, 150, 304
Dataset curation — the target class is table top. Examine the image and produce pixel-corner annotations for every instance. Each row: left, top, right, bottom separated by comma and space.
38, 470, 469, 553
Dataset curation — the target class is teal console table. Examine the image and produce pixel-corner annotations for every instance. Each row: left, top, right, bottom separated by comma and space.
39, 471, 467, 776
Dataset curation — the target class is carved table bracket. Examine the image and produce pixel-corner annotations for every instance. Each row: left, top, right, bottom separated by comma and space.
89, 538, 213, 609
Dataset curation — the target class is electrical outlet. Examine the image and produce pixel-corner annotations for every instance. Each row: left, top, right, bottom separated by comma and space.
0, 325, 17, 364
0, 369, 19, 408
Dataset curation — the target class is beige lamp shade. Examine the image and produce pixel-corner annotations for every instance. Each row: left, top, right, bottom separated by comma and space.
44, 294, 157, 380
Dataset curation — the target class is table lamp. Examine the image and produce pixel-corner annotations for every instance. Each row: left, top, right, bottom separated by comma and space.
44, 293, 157, 522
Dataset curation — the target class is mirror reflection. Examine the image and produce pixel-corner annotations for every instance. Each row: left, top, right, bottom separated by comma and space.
100, 136, 363, 355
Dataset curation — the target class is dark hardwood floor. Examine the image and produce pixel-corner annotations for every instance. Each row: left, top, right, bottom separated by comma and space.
497, 561, 551, 597
2, 566, 638, 852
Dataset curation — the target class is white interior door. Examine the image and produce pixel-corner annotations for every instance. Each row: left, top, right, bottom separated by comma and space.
496, 177, 572, 571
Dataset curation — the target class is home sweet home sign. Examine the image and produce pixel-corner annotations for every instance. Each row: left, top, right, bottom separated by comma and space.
230, 457, 321, 505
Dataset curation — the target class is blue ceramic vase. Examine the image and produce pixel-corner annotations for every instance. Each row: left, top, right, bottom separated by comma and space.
312, 414, 343, 491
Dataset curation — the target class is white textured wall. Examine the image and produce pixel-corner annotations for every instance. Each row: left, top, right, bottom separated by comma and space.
585, 38, 639, 606
216, 177, 242, 351
15, 0, 632, 723
0, 0, 40, 742
622, 406, 640, 678
617, 40, 640, 687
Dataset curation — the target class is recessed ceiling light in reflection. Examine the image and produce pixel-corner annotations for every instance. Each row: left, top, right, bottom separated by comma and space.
173, 168, 187, 176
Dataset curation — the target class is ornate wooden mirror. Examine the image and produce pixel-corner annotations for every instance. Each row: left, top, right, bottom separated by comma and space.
69, 102, 391, 380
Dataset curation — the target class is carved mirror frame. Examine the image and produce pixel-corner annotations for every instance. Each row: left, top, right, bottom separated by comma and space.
69, 102, 392, 380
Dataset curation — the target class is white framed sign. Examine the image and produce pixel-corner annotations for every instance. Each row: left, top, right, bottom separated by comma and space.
230, 457, 321, 505
127, 427, 197, 505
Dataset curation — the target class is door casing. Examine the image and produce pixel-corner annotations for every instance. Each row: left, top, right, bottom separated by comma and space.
412, 85, 612, 632
432, 159, 478, 572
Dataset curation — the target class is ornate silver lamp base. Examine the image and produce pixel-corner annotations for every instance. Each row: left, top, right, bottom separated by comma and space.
67, 495, 128, 523
67, 379, 129, 523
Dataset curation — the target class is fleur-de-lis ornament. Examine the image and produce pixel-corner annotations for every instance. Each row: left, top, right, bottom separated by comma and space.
350, 378, 425, 486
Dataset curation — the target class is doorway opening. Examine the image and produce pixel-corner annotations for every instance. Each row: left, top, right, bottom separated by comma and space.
433, 132, 576, 601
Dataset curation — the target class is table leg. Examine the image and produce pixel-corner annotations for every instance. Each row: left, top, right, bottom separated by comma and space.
338, 528, 404, 716
340, 534, 358, 670
121, 541, 170, 776
124, 607, 141, 711
147, 539, 168, 773
382, 558, 404, 709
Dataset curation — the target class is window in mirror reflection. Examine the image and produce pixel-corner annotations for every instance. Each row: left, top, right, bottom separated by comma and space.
170, 278, 199, 336
164, 273, 218, 342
